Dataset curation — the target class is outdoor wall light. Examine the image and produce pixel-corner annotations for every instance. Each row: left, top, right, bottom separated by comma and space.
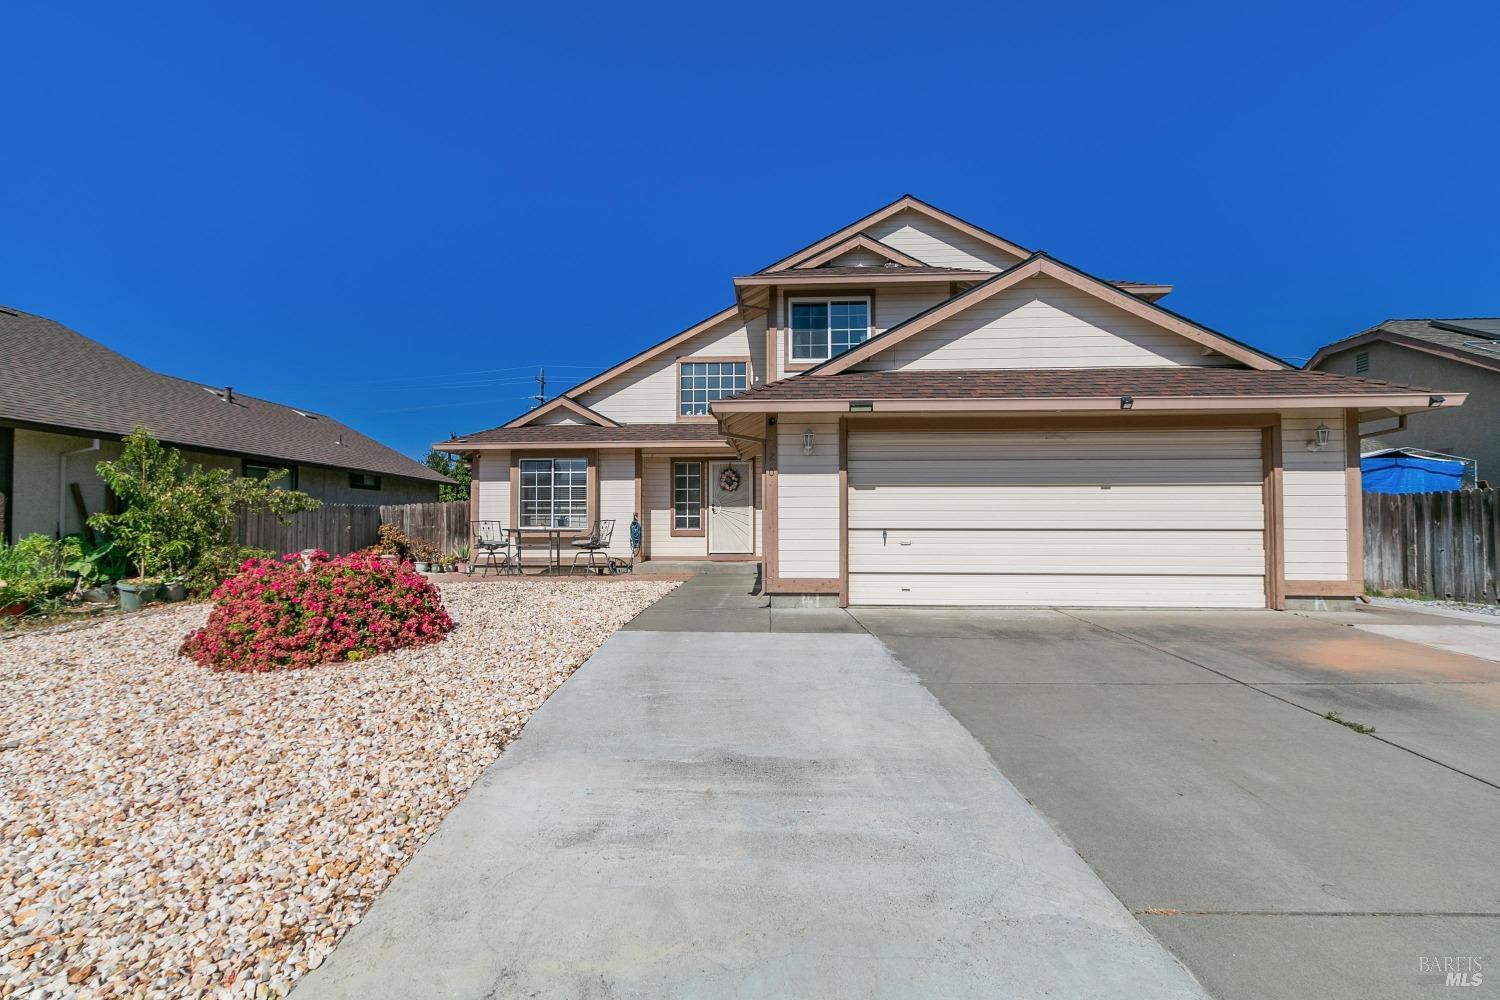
848, 400, 874, 413
1119, 395, 1134, 410
1308, 423, 1331, 451
802, 429, 815, 455
1430, 395, 1446, 407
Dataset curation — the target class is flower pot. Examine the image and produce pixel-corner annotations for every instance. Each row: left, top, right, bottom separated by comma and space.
81, 585, 115, 604
454, 561, 467, 575
161, 581, 188, 602
378, 553, 398, 565
116, 581, 161, 612
413, 561, 430, 573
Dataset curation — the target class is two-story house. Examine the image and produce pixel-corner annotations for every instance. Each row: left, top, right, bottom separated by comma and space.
439, 196, 1461, 609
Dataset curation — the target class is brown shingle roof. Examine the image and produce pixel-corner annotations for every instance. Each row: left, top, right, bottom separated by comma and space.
714, 367, 1440, 405
0, 306, 449, 482
750, 265, 990, 278
444, 423, 728, 447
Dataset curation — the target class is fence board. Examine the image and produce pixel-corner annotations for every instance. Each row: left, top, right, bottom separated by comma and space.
1362, 489, 1499, 603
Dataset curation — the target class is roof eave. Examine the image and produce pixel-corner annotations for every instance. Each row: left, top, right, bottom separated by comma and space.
711, 391, 1467, 415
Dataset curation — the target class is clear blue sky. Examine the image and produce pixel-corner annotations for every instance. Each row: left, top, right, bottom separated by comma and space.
4, 1, 1496, 460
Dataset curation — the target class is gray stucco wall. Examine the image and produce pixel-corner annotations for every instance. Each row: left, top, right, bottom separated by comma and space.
4, 427, 439, 541
1315, 343, 1500, 484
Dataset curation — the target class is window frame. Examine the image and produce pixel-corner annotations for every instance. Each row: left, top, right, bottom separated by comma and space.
242, 459, 298, 491
676, 356, 750, 422
508, 451, 595, 535
670, 460, 706, 536
349, 472, 382, 491
785, 293, 873, 369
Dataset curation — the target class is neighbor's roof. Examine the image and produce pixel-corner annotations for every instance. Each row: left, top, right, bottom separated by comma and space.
0, 305, 449, 482
1307, 318, 1500, 372
710, 368, 1456, 412
438, 422, 731, 450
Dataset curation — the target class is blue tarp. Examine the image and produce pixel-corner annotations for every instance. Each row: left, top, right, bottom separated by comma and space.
1361, 455, 1465, 494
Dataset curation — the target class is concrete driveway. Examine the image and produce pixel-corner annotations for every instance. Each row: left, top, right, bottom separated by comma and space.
296, 622, 1206, 999
854, 603, 1500, 999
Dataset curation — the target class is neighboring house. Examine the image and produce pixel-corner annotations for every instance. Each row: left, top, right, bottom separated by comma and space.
1308, 318, 1500, 484
439, 195, 1462, 609
0, 305, 449, 543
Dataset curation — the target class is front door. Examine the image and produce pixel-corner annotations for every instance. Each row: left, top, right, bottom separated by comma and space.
708, 460, 752, 554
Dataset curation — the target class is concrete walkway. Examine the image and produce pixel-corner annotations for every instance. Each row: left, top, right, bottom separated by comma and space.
296, 572, 1206, 998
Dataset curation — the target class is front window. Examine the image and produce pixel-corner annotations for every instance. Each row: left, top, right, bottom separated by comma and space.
349, 472, 381, 491
520, 457, 588, 528
790, 298, 869, 362
673, 461, 703, 532
679, 361, 747, 416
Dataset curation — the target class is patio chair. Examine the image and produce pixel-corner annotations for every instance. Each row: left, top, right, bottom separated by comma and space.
570, 519, 616, 575
470, 521, 518, 576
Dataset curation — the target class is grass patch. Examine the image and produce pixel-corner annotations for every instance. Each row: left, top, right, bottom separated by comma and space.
1324, 711, 1376, 734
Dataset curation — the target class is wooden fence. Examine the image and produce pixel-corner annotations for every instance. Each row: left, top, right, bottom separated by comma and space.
232, 500, 469, 557
378, 500, 470, 556
1363, 489, 1500, 603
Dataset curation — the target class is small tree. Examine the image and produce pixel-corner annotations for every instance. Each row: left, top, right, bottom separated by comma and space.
90, 428, 321, 580
424, 445, 470, 502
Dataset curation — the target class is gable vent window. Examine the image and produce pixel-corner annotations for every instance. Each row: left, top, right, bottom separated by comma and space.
1355, 351, 1370, 374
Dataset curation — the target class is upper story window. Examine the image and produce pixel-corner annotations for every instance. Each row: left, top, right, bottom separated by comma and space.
349, 472, 382, 491
790, 298, 870, 362
679, 361, 747, 416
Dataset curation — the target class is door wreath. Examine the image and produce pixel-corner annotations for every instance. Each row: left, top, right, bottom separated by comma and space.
718, 467, 742, 493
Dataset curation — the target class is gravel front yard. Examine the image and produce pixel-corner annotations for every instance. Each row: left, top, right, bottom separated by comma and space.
0, 579, 675, 999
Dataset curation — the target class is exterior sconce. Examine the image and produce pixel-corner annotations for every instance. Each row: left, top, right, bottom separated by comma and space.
848, 400, 874, 413
1119, 395, 1134, 410
1308, 423, 1330, 451
802, 429, 815, 455
1430, 395, 1445, 407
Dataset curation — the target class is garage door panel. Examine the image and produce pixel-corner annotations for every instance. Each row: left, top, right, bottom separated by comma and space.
848, 529, 1266, 574
847, 427, 1267, 609
848, 574, 1267, 608
847, 459, 1262, 487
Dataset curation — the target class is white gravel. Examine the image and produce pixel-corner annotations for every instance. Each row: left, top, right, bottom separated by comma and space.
0, 579, 675, 999
1374, 596, 1500, 619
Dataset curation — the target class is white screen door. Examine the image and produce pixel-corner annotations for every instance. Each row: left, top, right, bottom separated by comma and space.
708, 460, 752, 554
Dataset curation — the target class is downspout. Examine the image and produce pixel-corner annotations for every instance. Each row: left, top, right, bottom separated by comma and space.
59, 439, 101, 537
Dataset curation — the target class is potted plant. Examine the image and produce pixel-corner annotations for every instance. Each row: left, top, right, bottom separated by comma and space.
375, 523, 407, 565
61, 536, 122, 603
451, 544, 469, 575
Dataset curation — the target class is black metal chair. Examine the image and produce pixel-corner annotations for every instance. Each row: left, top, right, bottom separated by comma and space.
470, 521, 518, 576
570, 519, 616, 575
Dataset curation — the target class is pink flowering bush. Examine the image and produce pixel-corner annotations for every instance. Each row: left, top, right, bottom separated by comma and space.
180, 551, 453, 672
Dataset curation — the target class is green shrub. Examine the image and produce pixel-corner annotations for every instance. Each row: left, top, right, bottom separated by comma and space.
0, 535, 72, 611
186, 545, 275, 599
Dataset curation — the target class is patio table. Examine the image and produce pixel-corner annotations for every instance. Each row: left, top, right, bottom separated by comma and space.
516, 528, 565, 574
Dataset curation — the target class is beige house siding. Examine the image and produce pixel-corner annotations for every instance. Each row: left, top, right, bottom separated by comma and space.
474, 450, 511, 525
597, 451, 636, 558
579, 313, 767, 423
852, 275, 1238, 371
1280, 409, 1349, 581
775, 417, 840, 579
864, 208, 1023, 272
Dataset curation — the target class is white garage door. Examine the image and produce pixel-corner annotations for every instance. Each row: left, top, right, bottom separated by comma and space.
847, 427, 1267, 608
